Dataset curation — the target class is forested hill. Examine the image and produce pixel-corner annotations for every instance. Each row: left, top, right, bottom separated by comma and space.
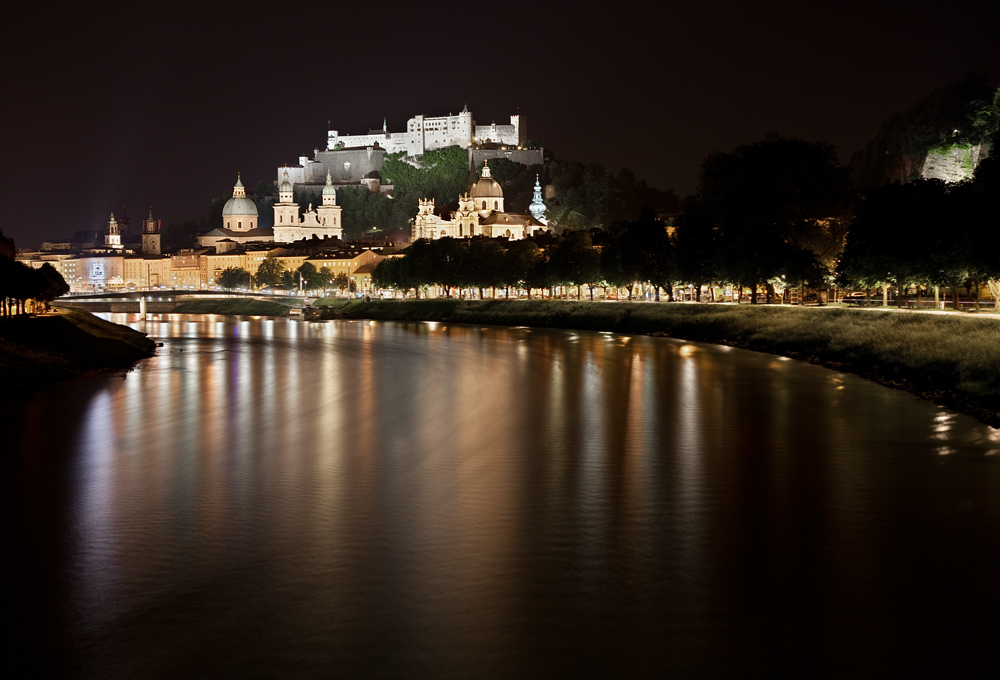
355, 146, 679, 240
850, 73, 998, 189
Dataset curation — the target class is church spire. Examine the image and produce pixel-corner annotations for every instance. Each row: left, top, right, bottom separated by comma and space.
530, 173, 547, 223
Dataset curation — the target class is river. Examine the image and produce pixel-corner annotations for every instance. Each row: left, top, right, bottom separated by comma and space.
9, 314, 1000, 677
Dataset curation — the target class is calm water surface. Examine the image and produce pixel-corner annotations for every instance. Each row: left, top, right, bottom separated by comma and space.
10, 314, 1000, 678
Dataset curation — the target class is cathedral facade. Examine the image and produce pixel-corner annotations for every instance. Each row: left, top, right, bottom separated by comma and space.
412, 162, 548, 241
272, 169, 343, 243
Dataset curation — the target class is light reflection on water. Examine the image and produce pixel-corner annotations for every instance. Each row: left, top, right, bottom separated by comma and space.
10, 314, 1000, 678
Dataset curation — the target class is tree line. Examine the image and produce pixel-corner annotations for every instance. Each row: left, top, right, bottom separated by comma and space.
370, 214, 677, 301
371, 136, 999, 306
216, 255, 356, 294
0, 231, 70, 317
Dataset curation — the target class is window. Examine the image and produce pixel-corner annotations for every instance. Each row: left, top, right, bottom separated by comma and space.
494, 201, 498, 210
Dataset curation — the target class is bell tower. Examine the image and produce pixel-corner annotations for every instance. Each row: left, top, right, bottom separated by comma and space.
273, 168, 299, 228
315, 169, 343, 239
142, 206, 162, 255
105, 213, 122, 250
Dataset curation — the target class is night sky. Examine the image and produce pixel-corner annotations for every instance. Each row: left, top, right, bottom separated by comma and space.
3, 0, 998, 247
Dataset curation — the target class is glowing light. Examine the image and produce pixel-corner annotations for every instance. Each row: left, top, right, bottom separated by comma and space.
678, 345, 696, 357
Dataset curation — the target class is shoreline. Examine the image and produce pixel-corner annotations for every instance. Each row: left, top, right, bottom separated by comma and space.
323, 299, 1000, 428
0, 308, 157, 388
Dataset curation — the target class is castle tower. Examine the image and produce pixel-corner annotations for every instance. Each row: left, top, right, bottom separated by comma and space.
142, 206, 162, 255
105, 213, 122, 250
272, 169, 299, 228
510, 114, 525, 145
529, 174, 547, 223
315, 169, 343, 238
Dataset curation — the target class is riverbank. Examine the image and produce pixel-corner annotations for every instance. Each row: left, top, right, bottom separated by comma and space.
0, 307, 157, 386
325, 299, 1000, 427
171, 299, 293, 316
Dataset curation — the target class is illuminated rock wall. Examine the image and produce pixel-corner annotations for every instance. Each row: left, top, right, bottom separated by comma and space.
920, 141, 988, 183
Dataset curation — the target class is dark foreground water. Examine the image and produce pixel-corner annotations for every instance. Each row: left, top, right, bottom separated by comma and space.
9, 315, 1000, 678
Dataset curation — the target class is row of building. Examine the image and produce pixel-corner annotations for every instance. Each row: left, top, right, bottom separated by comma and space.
19, 235, 389, 293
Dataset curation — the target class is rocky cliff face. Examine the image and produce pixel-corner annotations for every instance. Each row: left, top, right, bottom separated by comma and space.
920, 141, 989, 183
850, 74, 996, 189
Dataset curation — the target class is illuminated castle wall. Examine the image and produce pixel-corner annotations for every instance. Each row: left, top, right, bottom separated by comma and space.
325, 107, 524, 156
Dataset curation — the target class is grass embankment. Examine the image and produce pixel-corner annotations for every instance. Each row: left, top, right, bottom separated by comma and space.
312, 298, 353, 308
0, 307, 156, 386
331, 299, 1000, 426
172, 299, 293, 316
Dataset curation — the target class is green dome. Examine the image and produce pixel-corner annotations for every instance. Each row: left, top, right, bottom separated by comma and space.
222, 197, 258, 216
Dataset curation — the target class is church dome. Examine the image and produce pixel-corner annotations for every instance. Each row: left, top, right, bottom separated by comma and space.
223, 174, 258, 217
222, 197, 258, 216
470, 162, 503, 199
322, 169, 336, 197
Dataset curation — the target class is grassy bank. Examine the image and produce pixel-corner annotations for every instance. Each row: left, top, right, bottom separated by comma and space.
172, 299, 293, 316
0, 307, 157, 386
311, 298, 353, 309
331, 299, 1000, 426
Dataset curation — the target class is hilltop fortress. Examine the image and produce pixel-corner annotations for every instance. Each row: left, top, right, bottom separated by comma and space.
279, 107, 542, 200
325, 106, 522, 156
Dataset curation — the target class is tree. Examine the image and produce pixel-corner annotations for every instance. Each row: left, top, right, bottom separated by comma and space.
475, 158, 526, 187
217, 267, 251, 290
333, 271, 350, 295
0, 230, 15, 259
625, 208, 675, 300
674, 205, 717, 301
297, 262, 325, 292
253, 253, 285, 289
0, 258, 46, 316
425, 237, 465, 296
255, 179, 277, 196
839, 180, 945, 307
311, 266, 336, 294
693, 134, 852, 303
460, 240, 505, 298
549, 231, 601, 299
502, 240, 540, 298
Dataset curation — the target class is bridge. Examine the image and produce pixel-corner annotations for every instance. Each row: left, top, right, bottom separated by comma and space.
57, 290, 311, 314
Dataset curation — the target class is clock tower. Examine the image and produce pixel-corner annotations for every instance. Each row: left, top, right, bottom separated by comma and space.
142, 207, 162, 255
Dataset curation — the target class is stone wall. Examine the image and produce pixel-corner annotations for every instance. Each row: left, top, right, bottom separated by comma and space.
471, 148, 544, 168
920, 140, 989, 183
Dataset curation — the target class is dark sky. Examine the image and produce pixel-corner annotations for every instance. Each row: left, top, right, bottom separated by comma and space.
2, 0, 998, 247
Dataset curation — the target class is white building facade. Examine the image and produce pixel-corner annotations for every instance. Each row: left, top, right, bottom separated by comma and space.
412, 162, 547, 241
325, 107, 523, 156
272, 169, 343, 243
